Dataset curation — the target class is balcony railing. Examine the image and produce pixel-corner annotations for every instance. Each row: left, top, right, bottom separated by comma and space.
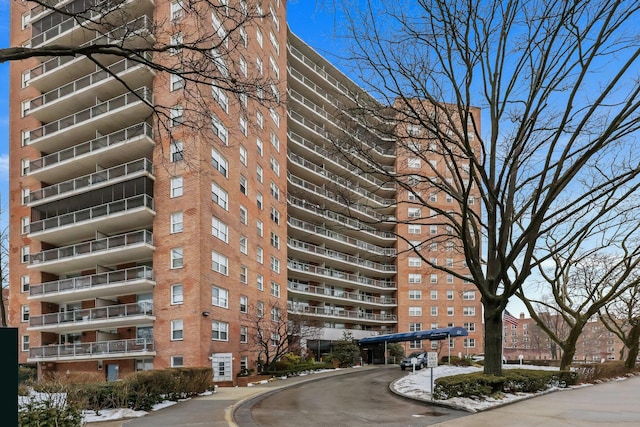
30, 56, 151, 111
287, 260, 396, 289
287, 194, 395, 240
287, 216, 396, 257
287, 238, 396, 273
288, 303, 397, 322
288, 151, 396, 207
29, 194, 154, 234
29, 266, 153, 297
288, 131, 396, 188
29, 230, 153, 265
287, 281, 396, 305
29, 338, 155, 359
28, 87, 152, 143
29, 158, 152, 203
29, 302, 153, 328
29, 123, 153, 173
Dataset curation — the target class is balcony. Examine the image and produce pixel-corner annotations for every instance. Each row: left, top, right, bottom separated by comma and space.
28, 338, 155, 363
27, 16, 154, 92
287, 238, 396, 275
27, 0, 155, 49
28, 194, 155, 246
29, 56, 154, 122
28, 230, 154, 275
28, 123, 154, 184
28, 87, 153, 153
287, 260, 396, 290
287, 194, 396, 243
29, 266, 154, 303
29, 302, 154, 333
288, 303, 397, 324
287, 281, 396, 308
29, 158, 153, 205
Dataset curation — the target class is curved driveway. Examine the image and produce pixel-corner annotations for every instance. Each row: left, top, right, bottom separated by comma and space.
233, 365, 468, 427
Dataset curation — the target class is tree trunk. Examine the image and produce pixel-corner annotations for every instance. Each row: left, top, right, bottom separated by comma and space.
483, 303, 503, 375
559, 326, 583, 370
624, 324, 640, 369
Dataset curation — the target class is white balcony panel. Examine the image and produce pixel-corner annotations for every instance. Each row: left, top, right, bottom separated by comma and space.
28, 123, 154, 183
28, 339, 155, 363
28, 231, 154, 275
29, 59, 154, 122
287, 282, 396, 308
29, 266, 155, 303
28, 87, 153, 153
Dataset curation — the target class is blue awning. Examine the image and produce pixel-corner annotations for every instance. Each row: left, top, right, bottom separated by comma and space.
358, 326, 468, 345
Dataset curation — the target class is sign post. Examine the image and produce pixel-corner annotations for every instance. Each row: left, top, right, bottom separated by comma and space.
426, 352, 438, 400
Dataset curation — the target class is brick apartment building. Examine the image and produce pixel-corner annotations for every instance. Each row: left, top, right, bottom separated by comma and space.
503, 312, 625, 363
9, 0, 483, 384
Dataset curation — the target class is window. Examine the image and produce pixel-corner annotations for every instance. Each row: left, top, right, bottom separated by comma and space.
240, 205, 248, 225
430, 225, 438, 235
212, 114, 228, 144
409, 307, 422, 316
21, 305, 29, 322
240, 296, 248, 313
408, 224, 421, 234
21, 275, 30, 293
408, 207, 421, 218
256, 192, 263, 209
410, 240, 422, 250
239, 27, 247, 47
446, 258, 454, 267
21, 335, 30, 352
429, 193, 437, 202
408, 274, 422, 284
271, 306, 281, 321
212, 286, 229, 308
407, 157, 421, 169
408, 290, 422, 300
430, 306, 438, 316
409, 323, 422, 332
270, 131, 280, 151
171, 320, 184, 340
170, 212, 183, 233
212, 321, 229, 341
211, 182, 228, 209
212, 251, 229, 275
256, 165, 263, 183
430, 290, 438, 300
463, 307, 476, 316
21, 100, 30, 117
170, 105, 183, 126
170, 176, 183, 198
239, 56, 247, 77
447, 274, 454, 284
170, 73, 184, 91
170, 140, 184, 162
270, 232, 280, 249
21, 158, 29, 176
256, 28, 263, 47
257, 301, 265, 317
240, 265, 248, 284
257, 274, 264, 291
431, 341, 439, 350
22, 188, 29, 205
447, 307, 454, 316
270, 281, 281, 297
270, 182, 280, 200
463, 322, 476, 332
21, 217, 29, 234
240, 236, 248, 254
447, 290, 454, 300
256, 111, 264, 128
463, 291, 476, 300
240, 145, 248, 165
256, 246, 264, 264
464, 338, 476, 348
269, 156, 280, 176
256, 137, 263, 156
408, 257, 421, 267
171, 284, 184, 305
240, 175, 248, 195
212, 216, 229, 242
170, 0, 184, 20
270, 206, 280, 224
240, 326, 248, 343
170, 248, 184, 269
408, 191, 421, 201
212, 86, 228, 112
271, 332, 280, 346
408, 340, 421, 349
171, 356, 184, 367
211, 148, 228, 177
269, 31, 280, 55
446, 242, 454, 252
430, 274, 438, 284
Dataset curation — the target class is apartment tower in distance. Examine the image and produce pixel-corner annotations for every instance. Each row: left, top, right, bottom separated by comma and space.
9, 0, 483, 384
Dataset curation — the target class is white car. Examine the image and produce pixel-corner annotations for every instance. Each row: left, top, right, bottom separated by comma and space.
471, 353, 507, 363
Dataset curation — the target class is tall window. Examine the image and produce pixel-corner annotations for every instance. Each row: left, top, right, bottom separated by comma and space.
170, 248, 184, 269
212, 251, 229, 275
240, 236, 248, 254
170, 176, 183, 198
212, 286, 229, 308
21, 305, 30, 322
170, 105, 184, 126
170, 73, 184, 91
171, 284, 184, 305
171, 320, 184, 340
212, 216, 229, 242
270, 281, 280, 297
270, 257, 280, 273
240, 265, 248, 284
170, 212, 183, 233
211, 148, 228, 176
211, 182, 228, 209
22, 335, 30, 352
240, 296, 248, 313
212, 321, 229, 341
257, 274, 264, 291
240, 326, 248, 343
212, 114, 228, 144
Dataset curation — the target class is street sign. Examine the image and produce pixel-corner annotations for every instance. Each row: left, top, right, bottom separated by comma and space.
426, 352, 438, 368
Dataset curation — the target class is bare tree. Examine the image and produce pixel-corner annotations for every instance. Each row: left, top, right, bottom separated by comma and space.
323, 0, 640, 374
600, 284, 640, 369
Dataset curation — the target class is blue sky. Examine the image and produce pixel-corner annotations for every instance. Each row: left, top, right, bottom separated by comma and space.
0, 0, 10, 223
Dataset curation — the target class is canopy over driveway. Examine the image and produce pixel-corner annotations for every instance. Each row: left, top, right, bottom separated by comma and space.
358, 326, 468, 345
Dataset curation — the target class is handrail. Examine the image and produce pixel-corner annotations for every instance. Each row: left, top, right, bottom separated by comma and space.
287, 259, 396, 289
29, 302, 154, 327
29, 338, 155, 359
287, 281, 396, 305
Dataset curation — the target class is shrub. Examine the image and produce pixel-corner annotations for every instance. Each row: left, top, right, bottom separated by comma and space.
434, 369, 577, 400
19, 389, 82, 427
